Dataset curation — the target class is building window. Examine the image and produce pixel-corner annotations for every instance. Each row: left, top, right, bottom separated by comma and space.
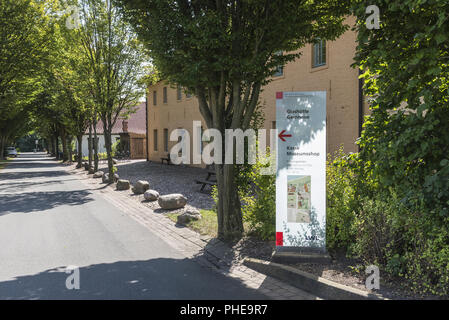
312, 39, 326, 68
163, 87, 168, 103
163, 128, 168, 152
153, 91, 157, 105
177, 85, 182, 101
273, 51, 284, 77
153, 129, 158, 151
272, 121, 276, 129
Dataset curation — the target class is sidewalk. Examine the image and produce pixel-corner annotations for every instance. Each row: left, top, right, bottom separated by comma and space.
69, 165, 319, 300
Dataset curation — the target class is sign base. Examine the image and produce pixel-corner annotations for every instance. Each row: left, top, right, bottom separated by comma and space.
272, 247, 332, 265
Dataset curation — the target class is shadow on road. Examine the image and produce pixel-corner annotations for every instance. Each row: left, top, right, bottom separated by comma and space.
0, 170, 70, 180
0, 190, 94, 215
0, 258, 267, 300
0, 179, 81, 193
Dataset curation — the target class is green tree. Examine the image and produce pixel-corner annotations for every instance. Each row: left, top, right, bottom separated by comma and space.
0, 0, 51, 158
352, 0, 449, 215
116, 0, 350, 240
79, 0, 146, 180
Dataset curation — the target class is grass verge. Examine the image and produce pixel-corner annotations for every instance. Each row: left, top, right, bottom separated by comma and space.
166, 209, 254, 239
167, 209, 218, 238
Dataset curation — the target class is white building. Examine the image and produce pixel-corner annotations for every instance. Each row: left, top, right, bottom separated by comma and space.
75, 120, 122, 157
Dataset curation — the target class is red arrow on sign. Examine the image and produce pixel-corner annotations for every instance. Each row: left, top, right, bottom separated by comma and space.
278, 130, 292, 142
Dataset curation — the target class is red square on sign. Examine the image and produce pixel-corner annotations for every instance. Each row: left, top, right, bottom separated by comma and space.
276, 232, 283, 246
276, 92, 283, 100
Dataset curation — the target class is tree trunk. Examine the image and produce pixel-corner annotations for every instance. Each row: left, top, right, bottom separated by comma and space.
0, 135, 5, 160
76, 135, 83, 168
103, 118, 114, 183
55, 134, 60, 159
93, 117, 99, 172
61, 129, 68, 162
214, 163, 244, 241
88, 124, 93, 168
67, 136, 73, 162
45, 138, 51, 154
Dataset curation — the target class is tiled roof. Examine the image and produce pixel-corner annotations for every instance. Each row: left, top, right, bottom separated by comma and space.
124, 102, 147, 135
85, 102, 146, 135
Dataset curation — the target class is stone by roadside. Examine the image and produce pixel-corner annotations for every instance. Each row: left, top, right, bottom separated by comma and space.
97, 160, 214, 211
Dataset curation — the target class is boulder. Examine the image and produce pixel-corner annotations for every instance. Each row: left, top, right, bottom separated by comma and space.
132, 180, 150, 195
158, 194, 187, 210
144, 190, 159, 201
177, 208, 202, 224
103, 173, 120, 183
116, 179, 130, 190
93, 171, 104, 178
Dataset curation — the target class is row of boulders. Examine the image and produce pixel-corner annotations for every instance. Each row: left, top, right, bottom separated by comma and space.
89, 172, 201, 223
117, 179, 189, 211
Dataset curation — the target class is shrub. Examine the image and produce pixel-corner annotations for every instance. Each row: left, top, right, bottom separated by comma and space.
328, 149, 449, 296
240, 152, 276, 240
326, 148, 358, 255
111, 140, 120, 157
350, 193, 405, 266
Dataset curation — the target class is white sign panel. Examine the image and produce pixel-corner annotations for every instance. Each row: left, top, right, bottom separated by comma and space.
275, 91, 326, 249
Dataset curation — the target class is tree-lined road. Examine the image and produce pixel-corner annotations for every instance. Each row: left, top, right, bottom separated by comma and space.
0, 153, 267, 299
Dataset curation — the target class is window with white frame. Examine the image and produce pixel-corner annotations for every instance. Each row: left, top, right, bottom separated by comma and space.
312, 39, 326, 68
273, 51, 284, 77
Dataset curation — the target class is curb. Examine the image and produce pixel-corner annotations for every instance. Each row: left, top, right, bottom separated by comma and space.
272, 252, 332, 264
243, 258, 385, 300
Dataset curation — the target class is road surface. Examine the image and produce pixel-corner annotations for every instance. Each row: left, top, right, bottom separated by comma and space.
0, 153, 267, 299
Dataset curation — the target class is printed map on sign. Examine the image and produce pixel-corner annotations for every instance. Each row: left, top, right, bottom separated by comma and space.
287, 175, 311, 223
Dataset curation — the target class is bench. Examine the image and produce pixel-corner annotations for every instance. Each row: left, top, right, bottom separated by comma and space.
195, 179, 217, 192
161, 154, 171, 165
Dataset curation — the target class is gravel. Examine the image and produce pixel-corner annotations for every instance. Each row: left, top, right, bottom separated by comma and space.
97, 159, 215, 215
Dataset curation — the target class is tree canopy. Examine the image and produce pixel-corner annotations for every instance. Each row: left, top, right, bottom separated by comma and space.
352, 0, 449, 215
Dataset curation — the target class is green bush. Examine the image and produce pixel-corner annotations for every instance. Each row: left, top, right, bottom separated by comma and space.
327, 150, 449, 296
240, 153, 276, 240
211, 149, 276, 240
111, 140, 120, 157
350, 193, 404, 267
326, 148, 358, 254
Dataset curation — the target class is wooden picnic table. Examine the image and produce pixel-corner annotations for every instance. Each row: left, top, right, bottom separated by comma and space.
196, 169, 217, 192
161, 154, 171, 165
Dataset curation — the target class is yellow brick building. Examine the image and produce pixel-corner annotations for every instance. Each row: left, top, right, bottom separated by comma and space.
146, 19, 365, 165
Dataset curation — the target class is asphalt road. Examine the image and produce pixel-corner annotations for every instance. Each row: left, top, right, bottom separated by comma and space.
0, 153, 267, 299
